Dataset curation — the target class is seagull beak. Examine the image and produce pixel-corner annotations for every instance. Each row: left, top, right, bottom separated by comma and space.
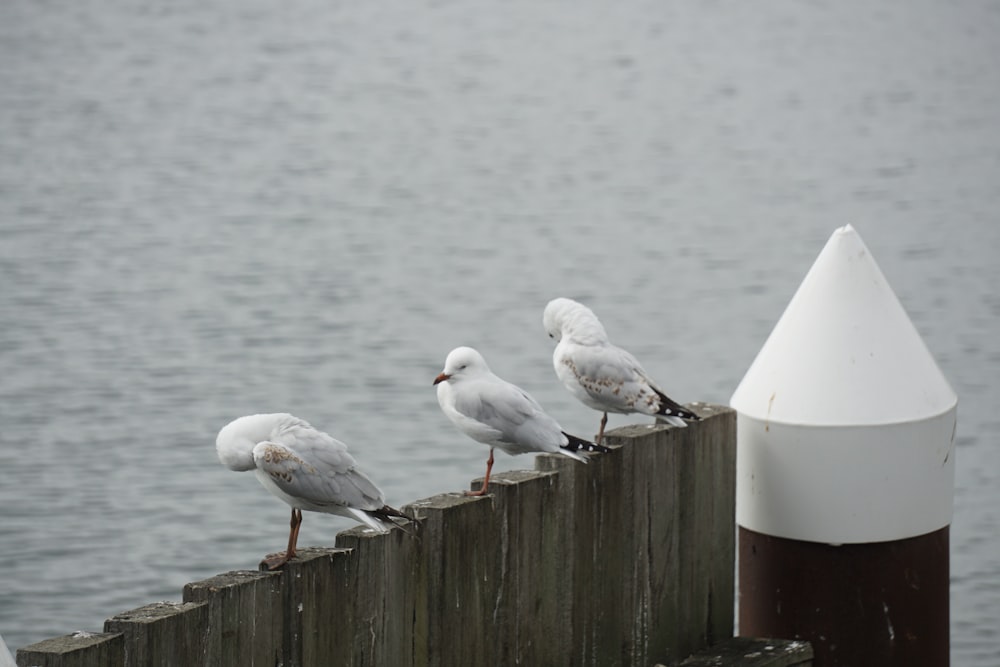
433, 372, 450, 385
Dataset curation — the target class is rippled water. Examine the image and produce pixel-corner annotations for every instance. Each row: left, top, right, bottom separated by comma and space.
1, 0, 998, 662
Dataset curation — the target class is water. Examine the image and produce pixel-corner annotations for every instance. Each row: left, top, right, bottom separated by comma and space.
1, 0, 997, 662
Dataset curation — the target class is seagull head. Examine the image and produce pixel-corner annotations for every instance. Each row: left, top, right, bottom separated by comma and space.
434, 346, 490, 385
216, 413, 292, 472
543, 297, 608, 345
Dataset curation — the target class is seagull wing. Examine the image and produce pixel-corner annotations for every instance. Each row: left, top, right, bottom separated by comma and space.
558, 341, 666, 415
254, 425, 386, 512
452, 377, 564, 453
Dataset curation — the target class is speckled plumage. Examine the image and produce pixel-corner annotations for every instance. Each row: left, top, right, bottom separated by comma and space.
543, 298, 699, 440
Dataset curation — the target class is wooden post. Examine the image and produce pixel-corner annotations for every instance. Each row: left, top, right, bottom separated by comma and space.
405, 492, 501, 667
731, 225, 956, 666
103, 602, 208, 667
15, 633, 123, 667
182, 570, 283, 667
538, 432, 630, 665
480, 469, 567, 665
332, 525, 422, 666
536, 403, 736, 666
271, 547, 351, 667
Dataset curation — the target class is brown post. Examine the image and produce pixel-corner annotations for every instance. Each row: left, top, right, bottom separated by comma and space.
739, 526, 949, 665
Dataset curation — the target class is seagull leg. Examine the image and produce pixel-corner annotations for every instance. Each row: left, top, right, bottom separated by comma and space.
466, 448, 495, 497
595, 412, 609, 445
287, 508, 302, 559
260, 508, 303, 570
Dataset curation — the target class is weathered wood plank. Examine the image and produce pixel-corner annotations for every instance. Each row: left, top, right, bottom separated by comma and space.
103, 602, 208, 667
609, 420, 685, 665
702, 405, 738, 648
483, 469, 566, 665
182, 570, 283, 667
333, 523, 422, 667
16, 633, 124, 667
535, 404, 736, 667
271, 547, 352, 667
674, 403, 736, 659
537, 435, 630, 666
404, 492, 500, 667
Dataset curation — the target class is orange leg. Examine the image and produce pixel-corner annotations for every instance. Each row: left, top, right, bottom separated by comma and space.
260, 508, 303, 570
595, 412, 609, 445
287, 508, 302, 558
465, 448, 495, 497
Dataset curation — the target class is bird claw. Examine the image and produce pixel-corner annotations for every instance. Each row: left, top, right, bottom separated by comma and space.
259, 552, 294, 571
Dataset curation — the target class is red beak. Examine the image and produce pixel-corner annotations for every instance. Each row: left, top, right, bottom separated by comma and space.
433, 372, 450, 385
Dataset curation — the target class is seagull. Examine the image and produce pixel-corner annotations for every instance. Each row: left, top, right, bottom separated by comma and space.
433, 346, 610, 496
216, 413, 409, 570
543, 297, 700, 444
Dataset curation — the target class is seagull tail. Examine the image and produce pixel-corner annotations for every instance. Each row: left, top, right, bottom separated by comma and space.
371, 504, 410, 522
346, 505, 414, 535
561, 431, 612, 458
654, 391, 701, 425
347, 508, 391, 533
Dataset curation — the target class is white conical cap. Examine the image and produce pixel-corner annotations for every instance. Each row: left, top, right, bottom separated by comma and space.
730, 224, 956, 426
730, 224, 957, 543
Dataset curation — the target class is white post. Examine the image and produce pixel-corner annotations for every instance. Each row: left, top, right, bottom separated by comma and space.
730, 224, 956, 666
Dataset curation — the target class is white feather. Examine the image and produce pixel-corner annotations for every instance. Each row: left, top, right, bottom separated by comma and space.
543, 298, 695, 425
435, 346, 589, 462
216, 413, 393, 532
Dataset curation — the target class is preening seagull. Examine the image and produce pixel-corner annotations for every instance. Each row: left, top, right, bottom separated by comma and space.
543, 297, 700, 444
433, 346, 609, 496
216, 413, 409, 570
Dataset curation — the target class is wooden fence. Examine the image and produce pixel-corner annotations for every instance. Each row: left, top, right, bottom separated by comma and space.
17, 404, 738, 667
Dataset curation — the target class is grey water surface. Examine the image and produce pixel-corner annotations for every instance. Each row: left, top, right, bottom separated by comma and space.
1, 1, 998, 662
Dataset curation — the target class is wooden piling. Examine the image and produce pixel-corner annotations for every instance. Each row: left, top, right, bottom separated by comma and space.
103, 602, 208, 667
479, 469, 567, 665
13, 633, 123, 667
181, 570, 283, 667
409, 492, 501, 666
332, 526, 422, 666
17, 404, 738, 667
275, 548, 352, 666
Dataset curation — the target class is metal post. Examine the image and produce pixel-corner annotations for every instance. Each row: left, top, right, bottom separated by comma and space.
730, 224, 957, 666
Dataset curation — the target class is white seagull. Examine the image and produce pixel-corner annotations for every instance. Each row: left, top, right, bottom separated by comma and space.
543, 297, 700, 444
216, 413, 409, 569
433, 346, 610, 496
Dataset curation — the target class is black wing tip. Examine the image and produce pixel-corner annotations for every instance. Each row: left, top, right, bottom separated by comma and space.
654, 393, 702, 421
369, 505, 420, 537
661, 407, 701, 421
372, 504, 411, 521
561, 431, 612, 455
